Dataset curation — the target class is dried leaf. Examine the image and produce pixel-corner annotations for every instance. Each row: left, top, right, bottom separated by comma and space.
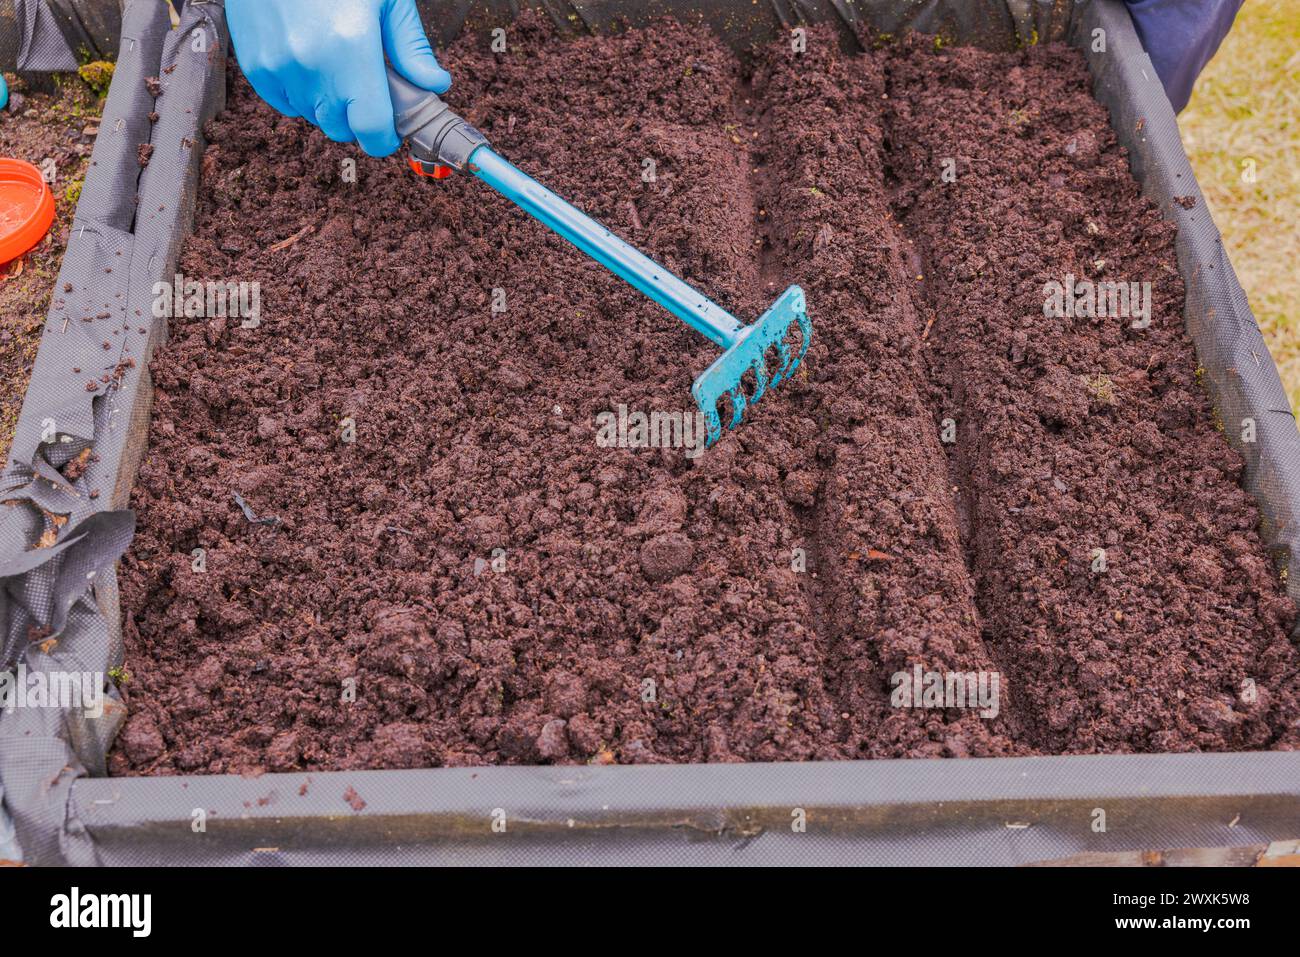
267, 223, 315, 253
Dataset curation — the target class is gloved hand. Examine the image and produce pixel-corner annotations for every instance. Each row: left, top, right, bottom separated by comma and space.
1123, 0, 1243, 113
225, 0, 452, 156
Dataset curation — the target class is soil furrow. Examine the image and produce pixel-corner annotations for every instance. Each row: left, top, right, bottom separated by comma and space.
726, 72, 844, 734
749, 32, 1021, 757
879, 170, 1027, 741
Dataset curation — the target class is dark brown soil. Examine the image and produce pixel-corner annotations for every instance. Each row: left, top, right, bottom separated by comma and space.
882, 34, 1300, 753
0, 76, 100, 460
112, 17, 1300, 775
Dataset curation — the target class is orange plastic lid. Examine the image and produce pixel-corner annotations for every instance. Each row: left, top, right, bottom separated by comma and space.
0, 158, 55, 265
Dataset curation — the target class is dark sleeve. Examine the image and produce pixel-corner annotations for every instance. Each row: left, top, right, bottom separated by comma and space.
1123, 0, 1244, 112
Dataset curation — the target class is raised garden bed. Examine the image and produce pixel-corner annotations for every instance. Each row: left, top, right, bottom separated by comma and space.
109, 14, 1299, 776
4, 0, 1299, 866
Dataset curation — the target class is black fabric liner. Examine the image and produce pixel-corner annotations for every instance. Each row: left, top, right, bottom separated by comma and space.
1, 0, 1297, 865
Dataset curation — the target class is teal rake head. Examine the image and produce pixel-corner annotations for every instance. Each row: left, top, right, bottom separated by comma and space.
691, 285, 811, 447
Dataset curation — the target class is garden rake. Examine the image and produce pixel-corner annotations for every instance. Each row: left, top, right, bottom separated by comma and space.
386, 69, 812, 447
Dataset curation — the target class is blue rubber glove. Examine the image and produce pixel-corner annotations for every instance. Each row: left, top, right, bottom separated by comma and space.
225, 0, 452, 156
1123, 0, 1243, 113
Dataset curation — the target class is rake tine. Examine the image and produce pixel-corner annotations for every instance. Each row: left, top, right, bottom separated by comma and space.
749, 354, 769, 403
728, 387, 748, 429
772, 338, 794, 385
702, 405, 722, 447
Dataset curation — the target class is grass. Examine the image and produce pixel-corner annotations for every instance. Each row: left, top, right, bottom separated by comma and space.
1180, 0, 1300, 415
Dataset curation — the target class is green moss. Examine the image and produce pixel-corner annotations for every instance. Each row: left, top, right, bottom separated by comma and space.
1083, 373, 1116, 405
77, 60, 115, 97
1016, 27, 1041, 49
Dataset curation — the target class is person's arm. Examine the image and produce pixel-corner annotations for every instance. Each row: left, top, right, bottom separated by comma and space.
1123, 0, 1243, 113
224, 0, 451, 156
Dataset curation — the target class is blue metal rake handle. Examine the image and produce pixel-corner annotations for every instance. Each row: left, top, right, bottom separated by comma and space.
470, 149, 747, 349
